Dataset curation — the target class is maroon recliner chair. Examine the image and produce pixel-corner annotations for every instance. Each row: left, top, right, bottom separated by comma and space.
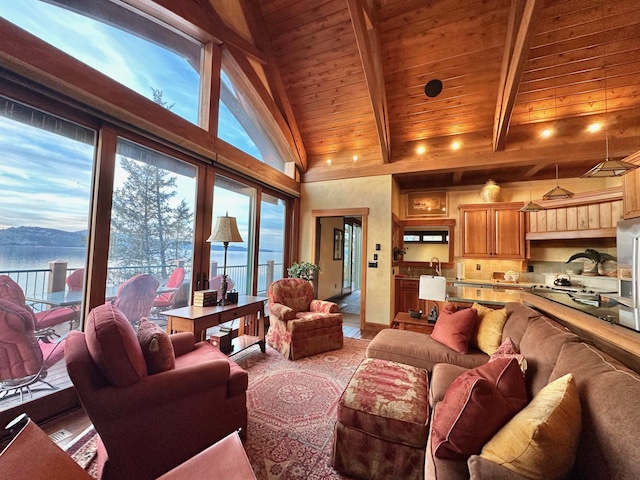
65, 303, 248, 480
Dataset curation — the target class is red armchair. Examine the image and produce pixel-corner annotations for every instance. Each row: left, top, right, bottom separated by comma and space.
65, 303, 248, 480
152, 267, 185, 312
0, 275, 77, 336
266, 278, 343, 360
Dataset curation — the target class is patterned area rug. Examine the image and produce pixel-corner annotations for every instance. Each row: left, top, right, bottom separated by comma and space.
66, 337, 369, 479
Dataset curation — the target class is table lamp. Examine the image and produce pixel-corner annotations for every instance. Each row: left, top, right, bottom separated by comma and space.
207, 212, 243, 305
419, 275, 447, 322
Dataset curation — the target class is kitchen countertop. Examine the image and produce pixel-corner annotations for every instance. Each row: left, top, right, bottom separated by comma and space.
446, 285, 522, 306
395, 275, 535, 290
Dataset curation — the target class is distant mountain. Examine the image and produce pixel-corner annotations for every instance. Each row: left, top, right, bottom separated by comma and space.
0, 226, 86, 247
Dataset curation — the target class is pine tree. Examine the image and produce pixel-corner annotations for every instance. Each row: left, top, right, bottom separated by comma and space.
109, 90, 192, 280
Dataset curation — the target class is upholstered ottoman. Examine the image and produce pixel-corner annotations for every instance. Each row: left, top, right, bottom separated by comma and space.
331, 358, 429, 480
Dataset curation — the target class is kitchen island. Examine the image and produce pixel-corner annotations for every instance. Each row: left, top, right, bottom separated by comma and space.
445, 285, 522, 306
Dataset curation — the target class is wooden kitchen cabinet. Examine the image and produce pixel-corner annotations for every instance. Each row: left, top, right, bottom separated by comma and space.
394, 278, 442, 318
459, 202, 525, 259
623, 153, 640, 219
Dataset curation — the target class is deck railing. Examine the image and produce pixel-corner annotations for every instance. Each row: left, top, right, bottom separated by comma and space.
0, 261, 284, 299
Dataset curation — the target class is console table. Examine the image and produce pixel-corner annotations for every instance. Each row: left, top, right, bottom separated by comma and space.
163, 295, 267, 354
393, 311, 434, 334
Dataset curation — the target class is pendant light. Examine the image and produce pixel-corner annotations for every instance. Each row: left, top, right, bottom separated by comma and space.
543, 164, 574, 200
520, 193, 545, 212
583, 1, 639, 177
542, 45, 574, 201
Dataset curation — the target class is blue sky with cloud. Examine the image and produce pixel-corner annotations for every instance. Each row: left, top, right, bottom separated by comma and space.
0, 0, 285, 253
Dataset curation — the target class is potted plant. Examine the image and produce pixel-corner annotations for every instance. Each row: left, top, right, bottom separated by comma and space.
287, 261, 319, 281
393, 246, 406, 261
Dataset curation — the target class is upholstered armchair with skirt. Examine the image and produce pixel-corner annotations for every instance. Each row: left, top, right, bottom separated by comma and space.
266, 278, 343, 360
65, 303, 248, 480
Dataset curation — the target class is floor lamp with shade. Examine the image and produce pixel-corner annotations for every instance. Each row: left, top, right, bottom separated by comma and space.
207, 212, 243, 305
419, 275, 447, 322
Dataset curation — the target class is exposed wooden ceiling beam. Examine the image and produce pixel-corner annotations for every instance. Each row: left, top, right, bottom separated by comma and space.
347, 0, 390, 163
492, 0, 544, 152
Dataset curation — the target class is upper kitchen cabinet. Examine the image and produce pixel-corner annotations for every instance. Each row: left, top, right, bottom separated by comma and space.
623, 152, 640, 219
459, 203, 525, 259
527, 188, 623, 239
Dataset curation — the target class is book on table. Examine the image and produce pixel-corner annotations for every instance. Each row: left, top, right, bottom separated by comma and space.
193, 289, 217, 307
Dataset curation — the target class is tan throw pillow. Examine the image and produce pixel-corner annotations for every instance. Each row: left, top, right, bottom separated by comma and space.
137, 318, 175, 374
480, 373, 581, 480
471, 303, 507, 355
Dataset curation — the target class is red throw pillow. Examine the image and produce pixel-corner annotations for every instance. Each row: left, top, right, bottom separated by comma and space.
137, 318, 175, 374
431, 307, 478, 354
431, 357, 528, 459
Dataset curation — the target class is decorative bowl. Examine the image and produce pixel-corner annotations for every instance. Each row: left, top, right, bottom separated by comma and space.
408, 309, 422, 319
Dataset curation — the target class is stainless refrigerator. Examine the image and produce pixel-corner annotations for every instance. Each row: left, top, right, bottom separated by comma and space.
616, 218, 640, 331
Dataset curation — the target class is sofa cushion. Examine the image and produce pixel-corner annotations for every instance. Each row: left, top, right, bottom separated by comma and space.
548, 342, 640, 480
471, 303, 507, 355
480, 373, 581, 480
502, 303, 543, 350
85, 303, 147, 387
366, 329, 489, 372
431, 357, 527, 459
174, 341, 248, 397
137, 318, 175, 374
431, 307, 478, 354
518, 317, 580, 398
489, 337, 527, 373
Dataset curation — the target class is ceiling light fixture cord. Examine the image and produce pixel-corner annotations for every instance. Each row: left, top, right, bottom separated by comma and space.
582, 0, 639, 177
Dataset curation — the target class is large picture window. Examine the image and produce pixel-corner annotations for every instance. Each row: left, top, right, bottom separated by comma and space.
0, 95, 95, 414
0, 0, 203, 125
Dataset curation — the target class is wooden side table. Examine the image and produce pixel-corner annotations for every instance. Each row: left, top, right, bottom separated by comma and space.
393, 312, 434, 334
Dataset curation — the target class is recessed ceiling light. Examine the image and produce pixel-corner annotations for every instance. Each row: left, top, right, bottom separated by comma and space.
416, 146, 426, 155
352, 155, 358, 163
451, 140, 461, 150
541, 128, 553, 138
326, 159, 332, 166
587, 122, 603, 133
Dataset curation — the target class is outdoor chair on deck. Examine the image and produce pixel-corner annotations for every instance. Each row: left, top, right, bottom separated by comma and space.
0, 299, 66, 401
152, 267, 185, 313
113, 274, 159, 327
0, 275, 77, 339
65, 303, 248, 480
266, 278, 343, 360
65, 268, 84, 292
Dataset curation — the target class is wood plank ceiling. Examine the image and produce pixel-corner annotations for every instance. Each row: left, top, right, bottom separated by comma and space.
256, 0, 640, 188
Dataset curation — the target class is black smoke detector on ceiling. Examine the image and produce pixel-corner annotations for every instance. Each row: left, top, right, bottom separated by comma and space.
424, 79, 443, 98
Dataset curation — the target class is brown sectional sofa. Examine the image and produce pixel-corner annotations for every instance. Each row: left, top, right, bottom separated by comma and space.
365, 302, 640, 480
